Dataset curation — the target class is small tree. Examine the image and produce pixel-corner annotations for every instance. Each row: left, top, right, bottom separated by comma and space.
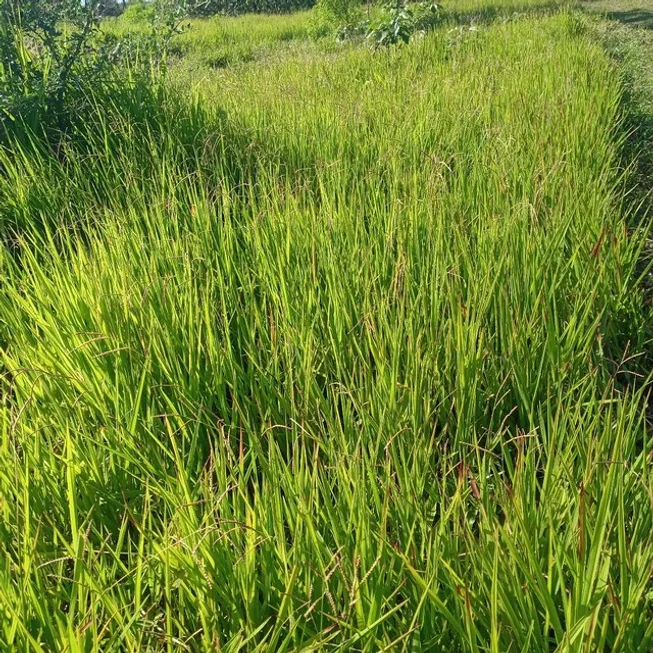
0, 0, 104, 131
368, 0, 413, 46
0, 0, 194, 138
367, 0, 440, 48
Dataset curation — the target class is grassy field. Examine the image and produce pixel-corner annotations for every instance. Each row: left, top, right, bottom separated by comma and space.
1, 1, 653, 651
105, 10, 314, 67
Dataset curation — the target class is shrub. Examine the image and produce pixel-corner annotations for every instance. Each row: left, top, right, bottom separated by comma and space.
0, 0, 186, 142
367, 0, 440, 47
0, 0, 105, 136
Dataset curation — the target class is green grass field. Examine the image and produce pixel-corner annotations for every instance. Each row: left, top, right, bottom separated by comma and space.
1, 1, 653, 650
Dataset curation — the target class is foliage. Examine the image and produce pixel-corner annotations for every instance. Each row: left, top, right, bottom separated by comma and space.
0, 0, 194, 139
97, 0, 126, 16
0, 0, 104, 133
148, 0, 197, 55
367, 0, 440, 47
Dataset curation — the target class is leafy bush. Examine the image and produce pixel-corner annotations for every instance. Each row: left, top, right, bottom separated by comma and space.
413, 0, 441, 30
0, 0, 105, 136
367, 0, 413, 45
367, 0, 440, 47
0, 0, 187, 141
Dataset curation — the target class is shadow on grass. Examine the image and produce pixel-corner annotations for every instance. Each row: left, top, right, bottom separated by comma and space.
622, 106, 653, 220
621, 106, 653, 340
601, 8, 653, 28
602, 28, 653, 380
442, 1, 563, 26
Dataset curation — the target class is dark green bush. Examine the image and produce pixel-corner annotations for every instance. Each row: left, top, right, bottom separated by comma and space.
366, 0, 440, 47
0, 0, 104, 137
0, 0, 177, 142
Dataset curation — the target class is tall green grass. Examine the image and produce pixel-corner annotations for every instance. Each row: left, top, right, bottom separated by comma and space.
0, 10, 652, 651
103, 0, 568, 69
104, 10, 313, 68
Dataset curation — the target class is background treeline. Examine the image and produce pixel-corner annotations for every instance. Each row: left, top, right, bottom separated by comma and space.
190, 0, 316, 14
100, 0, 318, 16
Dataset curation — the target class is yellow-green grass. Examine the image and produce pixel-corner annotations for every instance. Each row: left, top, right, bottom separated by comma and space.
104, 10, 314, 67
103, 0, 569, 68
1, 9, 652, 652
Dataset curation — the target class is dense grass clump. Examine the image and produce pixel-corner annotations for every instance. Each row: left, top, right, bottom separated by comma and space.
0, 8, 652, 652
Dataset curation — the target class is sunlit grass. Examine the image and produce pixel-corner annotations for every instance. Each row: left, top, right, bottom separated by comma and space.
104, 10, 313, 67
1, 8, 652, 652
103, 0, 570, 68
